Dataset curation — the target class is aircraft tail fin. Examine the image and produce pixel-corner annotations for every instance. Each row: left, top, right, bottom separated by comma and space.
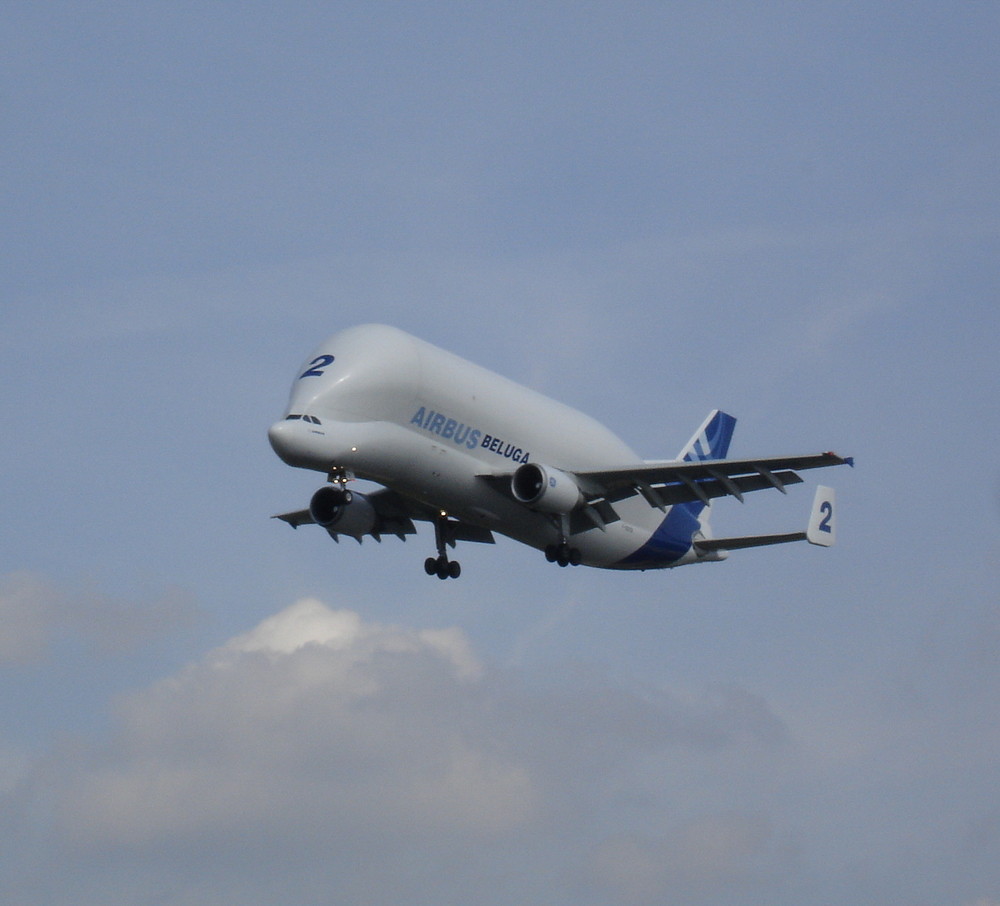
677, 410, 736, 529
678, 410, 736, 462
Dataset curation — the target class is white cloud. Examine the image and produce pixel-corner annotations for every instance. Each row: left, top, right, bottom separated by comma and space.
224, 598, 366, 654
0, 572, 58, 665
55, 600, 522, 850
13, 591, 995, 906
4, 597, 798, 905
1, 590, 994, 905
224, 597, 482, 679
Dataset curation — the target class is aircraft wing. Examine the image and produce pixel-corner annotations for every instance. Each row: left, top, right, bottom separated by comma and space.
273, 487, 420, 540
273, 488, 494, 544
478, 451, 852, 531
575, 452, 853, 507
274, 507, 314, 529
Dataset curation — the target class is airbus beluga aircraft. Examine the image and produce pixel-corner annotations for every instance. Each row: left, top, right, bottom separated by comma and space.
268, 324, 852, 579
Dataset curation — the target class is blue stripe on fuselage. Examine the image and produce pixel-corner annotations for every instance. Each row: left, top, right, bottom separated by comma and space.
617, 410, 736, 568
617, 501, 703, 569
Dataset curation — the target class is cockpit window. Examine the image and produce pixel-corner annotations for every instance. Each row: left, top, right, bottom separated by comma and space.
285, 414, 302, 420
285, 414, 322, 425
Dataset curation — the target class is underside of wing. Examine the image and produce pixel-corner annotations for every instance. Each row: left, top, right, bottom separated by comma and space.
478, 451, 852, 527
576, 452, 852, 506
273, 487, 494, 545
274, 508, 314, 529
274, 488, 419, 541
572, 452, 852, 517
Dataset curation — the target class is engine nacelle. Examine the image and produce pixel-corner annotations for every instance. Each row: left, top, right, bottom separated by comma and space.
511, 463, 582, 514
309, 486, 377, 539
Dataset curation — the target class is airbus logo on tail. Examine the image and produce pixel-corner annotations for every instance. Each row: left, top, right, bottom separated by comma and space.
691, 432, 712, 460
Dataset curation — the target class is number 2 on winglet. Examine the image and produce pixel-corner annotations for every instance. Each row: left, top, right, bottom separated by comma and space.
818, 500, 833, 533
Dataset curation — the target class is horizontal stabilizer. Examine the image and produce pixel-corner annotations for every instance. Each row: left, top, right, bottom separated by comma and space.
694, 532, 806, 553
693, 485, 838, 555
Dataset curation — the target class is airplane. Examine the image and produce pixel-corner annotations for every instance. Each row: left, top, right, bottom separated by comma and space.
268, 324, 853, 579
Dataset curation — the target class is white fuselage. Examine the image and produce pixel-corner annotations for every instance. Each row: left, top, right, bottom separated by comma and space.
268, 324, 702, 568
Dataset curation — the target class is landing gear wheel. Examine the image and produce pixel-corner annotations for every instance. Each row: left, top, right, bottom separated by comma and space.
428, 513, 462, 579
547, 542, 582, 567
428, 554, 460, 580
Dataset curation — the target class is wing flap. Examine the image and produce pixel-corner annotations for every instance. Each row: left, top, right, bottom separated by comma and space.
577, 452, 850, 511
443, 522, 496, 545
568, 499, 622, 534
479, 452, 851, 514
578, 452, 852, 496
602, 469, 804, 507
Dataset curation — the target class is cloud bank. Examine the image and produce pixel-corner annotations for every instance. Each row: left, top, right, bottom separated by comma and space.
4, 597, 805, 905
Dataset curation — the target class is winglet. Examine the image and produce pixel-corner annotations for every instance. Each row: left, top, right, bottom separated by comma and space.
806, 485, 836, 546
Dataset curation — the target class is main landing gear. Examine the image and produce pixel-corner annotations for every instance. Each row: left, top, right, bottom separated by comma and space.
544, 515, 582, 567
545, 542, 582, 567
425, 512, 461, 579
425, 554, 461, 580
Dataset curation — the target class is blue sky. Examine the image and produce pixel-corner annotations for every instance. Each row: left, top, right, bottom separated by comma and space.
2, 3, 998, 904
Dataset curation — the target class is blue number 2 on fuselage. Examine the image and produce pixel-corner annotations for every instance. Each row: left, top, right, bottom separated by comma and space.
299, 355, 335, 379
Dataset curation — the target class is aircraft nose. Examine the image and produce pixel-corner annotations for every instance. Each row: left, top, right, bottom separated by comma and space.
268, 416, 342, 470
267, 418, 323, 468
267, 419, 295, 461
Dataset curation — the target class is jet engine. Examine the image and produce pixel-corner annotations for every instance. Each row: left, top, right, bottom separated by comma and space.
309, 486, 377, 538
511, 463, 582, 514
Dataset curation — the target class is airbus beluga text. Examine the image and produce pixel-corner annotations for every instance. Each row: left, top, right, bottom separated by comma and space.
268, 324, 853, 579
